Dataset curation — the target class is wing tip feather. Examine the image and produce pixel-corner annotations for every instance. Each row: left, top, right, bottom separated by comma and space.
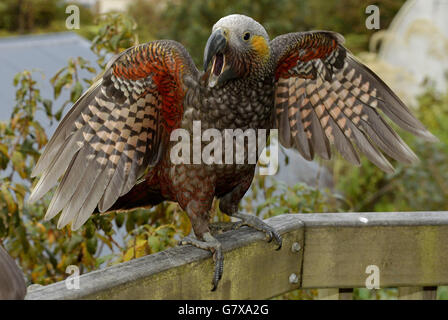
417, 129, 439, 143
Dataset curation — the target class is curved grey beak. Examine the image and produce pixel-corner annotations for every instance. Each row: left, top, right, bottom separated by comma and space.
203, 28, 227, 72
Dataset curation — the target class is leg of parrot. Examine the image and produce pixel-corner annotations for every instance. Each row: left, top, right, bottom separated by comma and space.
231, 212, 282, 249
179, 232, 223, 291
219, 177, 283, 250
177, 194, 224, 291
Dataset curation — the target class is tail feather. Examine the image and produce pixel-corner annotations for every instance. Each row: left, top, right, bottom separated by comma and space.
94, 182, 165, 214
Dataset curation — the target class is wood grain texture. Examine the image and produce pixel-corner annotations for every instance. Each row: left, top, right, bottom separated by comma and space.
300, 212, 448, 289
26, 214, 304, 300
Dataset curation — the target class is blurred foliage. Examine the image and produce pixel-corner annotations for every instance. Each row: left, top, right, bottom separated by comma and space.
127, 0, 405, 66
50, 56, 97, 120
0, 0, 94, 34
242, 177, 342, 218
0, 0, 59, 33
90, 13, 139, 68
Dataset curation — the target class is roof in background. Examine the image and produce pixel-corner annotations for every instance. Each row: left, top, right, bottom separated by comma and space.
0, 32, 99, 134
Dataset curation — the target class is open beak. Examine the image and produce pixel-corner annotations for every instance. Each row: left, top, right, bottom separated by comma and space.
203, 28, 228, 88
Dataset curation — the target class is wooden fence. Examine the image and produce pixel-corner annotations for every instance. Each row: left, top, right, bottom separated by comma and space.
25, 211, 448, 300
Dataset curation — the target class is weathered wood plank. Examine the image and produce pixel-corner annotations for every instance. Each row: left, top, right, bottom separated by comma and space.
300, 212, 448, 289
26, 214, 304, 300
25, 212, 448, 300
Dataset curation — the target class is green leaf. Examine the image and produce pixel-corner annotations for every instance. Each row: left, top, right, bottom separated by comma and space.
43, 99, 53, 118
147, 236, 160, 252
53, 78, 65, 99
115, 213, 125, 228
0, 143, 8, 157
1, 184, 17, 213
86, 237, 98, 255
70, 81, 83, 103
85, 221, 96, 238
67, 235, 84, 252
126, 215, 135, 233
55, 101, 70, 121
13, 73, 22, 86
11, 150, 27, 179
110, 34, 122, 51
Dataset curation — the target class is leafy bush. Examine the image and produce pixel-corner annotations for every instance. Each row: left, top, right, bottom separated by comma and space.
127, 0, 405, 66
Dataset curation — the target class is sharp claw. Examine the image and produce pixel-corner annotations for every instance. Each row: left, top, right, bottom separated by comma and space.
232, 222, 242, 230
273, 233, 282, 250
231, 213, 283, 251
178, 233, 224, 291
211, 278, 222, 291
211, 247, 223, 291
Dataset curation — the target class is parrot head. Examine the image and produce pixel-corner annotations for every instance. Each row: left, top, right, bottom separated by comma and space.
203, 14, 271, 88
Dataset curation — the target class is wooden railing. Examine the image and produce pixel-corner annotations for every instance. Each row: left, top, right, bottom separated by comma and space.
25, 212, 448, 300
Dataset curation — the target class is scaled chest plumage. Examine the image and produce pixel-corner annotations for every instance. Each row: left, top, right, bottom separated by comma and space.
155, 74, 276, 201
183, 74, 275, 130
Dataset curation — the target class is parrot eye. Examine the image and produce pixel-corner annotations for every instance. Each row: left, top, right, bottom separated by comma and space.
242, 32, 251, 41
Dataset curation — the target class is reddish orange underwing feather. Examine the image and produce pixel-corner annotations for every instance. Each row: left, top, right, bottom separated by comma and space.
29, 40, 197, 230
112, 43, 186, 134
275, 34, 338, 80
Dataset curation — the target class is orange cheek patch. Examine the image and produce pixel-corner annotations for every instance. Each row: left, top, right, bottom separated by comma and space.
251, 35, 269, 60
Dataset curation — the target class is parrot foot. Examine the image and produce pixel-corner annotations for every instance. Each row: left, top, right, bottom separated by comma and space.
231, 212, 282, 250
178, 232, 223, 291
209, 221, 238, 235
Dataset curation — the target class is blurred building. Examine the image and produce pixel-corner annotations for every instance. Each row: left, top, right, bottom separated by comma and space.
96, 0, 131, 14
379, 0, 448, 104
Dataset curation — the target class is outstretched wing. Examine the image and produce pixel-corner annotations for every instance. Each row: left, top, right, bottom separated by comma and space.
271, 31, 436, 172
29, 40, 198, 230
